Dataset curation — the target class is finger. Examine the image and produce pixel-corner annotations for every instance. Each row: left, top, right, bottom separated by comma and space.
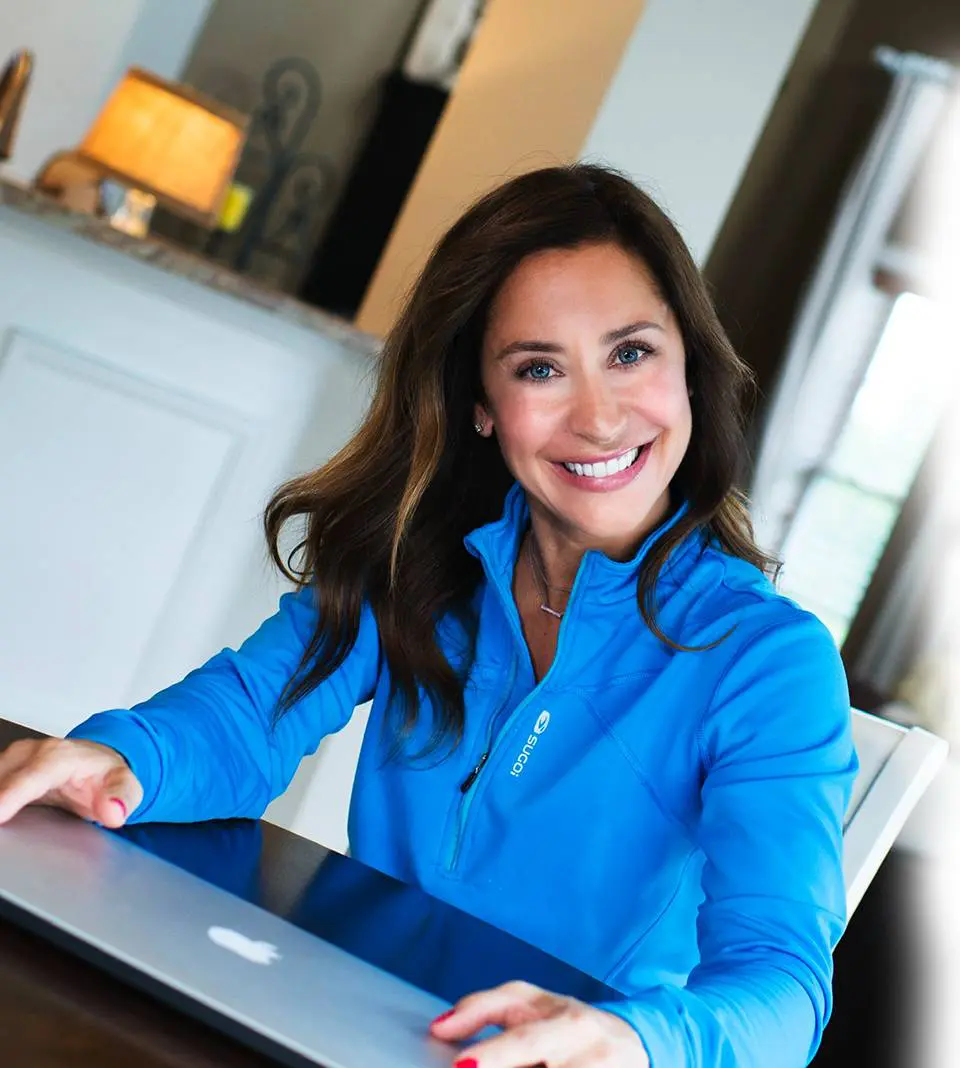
51, 761, 143, 828
0, 755, 72, 824
455, 1012, 586, 1068
0, 741, 140, 827
0, 740, 40, 784
91, 764, 143, 828
431, 981, 560, 1041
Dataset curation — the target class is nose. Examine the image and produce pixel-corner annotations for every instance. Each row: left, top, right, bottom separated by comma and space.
567, 372, 627, 446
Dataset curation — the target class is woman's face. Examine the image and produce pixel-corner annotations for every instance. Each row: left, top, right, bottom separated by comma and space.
476, 241, 692, 553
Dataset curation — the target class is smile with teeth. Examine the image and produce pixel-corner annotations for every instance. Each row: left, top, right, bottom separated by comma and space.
561, 442, 650, 478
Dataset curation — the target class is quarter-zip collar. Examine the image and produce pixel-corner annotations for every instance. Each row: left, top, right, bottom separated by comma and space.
463, 481, 702, 608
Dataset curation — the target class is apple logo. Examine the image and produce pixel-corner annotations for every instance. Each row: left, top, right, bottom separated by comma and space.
207, 926, 282, 965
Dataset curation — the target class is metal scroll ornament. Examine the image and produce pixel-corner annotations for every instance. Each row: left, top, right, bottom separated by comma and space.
213, 57, 336, 279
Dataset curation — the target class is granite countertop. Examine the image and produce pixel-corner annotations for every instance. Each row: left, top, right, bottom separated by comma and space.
0, 177, 380, 356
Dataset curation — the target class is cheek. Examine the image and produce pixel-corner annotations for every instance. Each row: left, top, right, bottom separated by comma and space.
671, 389, 693, 452
489, 385, 558, 453
674, 384, 693, 430
669, 380, 694, 459
628, 363, 689, 423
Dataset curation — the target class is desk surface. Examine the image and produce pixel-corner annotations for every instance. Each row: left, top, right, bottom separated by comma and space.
0, 718, 618, 1068
0, 717, 284, 1067
0, 719, 922, 1068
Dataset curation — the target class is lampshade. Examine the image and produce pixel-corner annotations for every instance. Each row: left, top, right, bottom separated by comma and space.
78, 67, 248, 227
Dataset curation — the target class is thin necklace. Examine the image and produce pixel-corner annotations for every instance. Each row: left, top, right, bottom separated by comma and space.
526, 534, 571, 620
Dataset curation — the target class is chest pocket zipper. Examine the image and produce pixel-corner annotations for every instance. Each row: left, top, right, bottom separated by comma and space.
445, 656, 517, 870
459, 750, 489, 793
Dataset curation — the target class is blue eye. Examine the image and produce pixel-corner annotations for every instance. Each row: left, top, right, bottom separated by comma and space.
614, 343, 652, 366
518, 361, 555, 381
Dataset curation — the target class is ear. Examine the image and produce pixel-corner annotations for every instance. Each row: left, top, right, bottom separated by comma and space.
473, 401, 493, 437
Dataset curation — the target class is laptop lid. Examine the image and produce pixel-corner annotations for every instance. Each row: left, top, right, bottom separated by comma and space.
0, 806, 622, 1068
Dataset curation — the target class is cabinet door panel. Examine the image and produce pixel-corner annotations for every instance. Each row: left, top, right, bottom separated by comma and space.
0, 213, 375, 845
0, 330, 246, 732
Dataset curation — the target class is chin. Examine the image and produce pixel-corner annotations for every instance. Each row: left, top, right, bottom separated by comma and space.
549, 491, 668, 547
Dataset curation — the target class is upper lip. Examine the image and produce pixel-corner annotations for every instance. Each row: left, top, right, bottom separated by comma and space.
555, 442, 651, 465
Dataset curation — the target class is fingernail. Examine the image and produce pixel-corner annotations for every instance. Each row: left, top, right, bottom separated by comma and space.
453, 1059, 477, 1068
110, 797, 127, 818
432, 1009, 455, 1025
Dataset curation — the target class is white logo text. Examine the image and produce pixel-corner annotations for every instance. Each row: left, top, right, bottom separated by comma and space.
510, 710, 551, 777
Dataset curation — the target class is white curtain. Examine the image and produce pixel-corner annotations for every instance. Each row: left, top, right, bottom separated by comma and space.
749, 47, 954, 556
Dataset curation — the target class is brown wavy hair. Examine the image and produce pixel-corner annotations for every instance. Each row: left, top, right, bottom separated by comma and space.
265, 163, 778, 755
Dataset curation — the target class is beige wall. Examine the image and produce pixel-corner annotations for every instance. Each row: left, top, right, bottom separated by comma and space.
357, 0, 824, 338
581, 0, 823, 266
355, 0, 648, 337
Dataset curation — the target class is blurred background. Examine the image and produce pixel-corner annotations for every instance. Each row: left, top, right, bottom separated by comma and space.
0, 2, 957, 1065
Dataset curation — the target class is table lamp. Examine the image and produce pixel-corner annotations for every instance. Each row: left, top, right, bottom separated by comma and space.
68, 67, 248, 237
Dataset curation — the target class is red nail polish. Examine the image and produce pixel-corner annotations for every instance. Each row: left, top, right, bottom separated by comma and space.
110, 797, 127, 818
453, 1060, 477, 1068
432, 1009, 455, 1024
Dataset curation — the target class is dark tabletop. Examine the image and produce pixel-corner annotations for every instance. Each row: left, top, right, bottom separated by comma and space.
0, 718, 620, 1068
0, 718, 296, 1067
0, 716, 920, 1068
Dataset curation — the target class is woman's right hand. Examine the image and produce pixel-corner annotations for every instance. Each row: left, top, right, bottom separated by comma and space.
0, 737, 143, 827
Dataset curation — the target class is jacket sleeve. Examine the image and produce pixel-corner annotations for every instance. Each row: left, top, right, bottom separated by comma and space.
594, 612, 859, 1068
66, 586, 381, 824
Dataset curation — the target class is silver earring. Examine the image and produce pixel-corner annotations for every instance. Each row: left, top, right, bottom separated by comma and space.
474, 422, 484, 434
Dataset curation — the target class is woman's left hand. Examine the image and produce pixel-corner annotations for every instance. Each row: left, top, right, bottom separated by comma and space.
429, 980, 650, 1067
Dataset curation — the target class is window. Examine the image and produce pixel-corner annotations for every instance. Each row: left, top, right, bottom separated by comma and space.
778, 292, 955, 644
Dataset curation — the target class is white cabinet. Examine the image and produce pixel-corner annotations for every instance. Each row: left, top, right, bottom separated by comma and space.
0, 204, 376, 850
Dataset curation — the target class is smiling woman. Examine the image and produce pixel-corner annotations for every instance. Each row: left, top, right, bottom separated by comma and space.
476, 243, 691, 570
0, 164, 858, 1068
264, 165, 779, 723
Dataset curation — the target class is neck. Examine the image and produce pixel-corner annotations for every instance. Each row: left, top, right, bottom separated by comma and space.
525, 490, 672, 590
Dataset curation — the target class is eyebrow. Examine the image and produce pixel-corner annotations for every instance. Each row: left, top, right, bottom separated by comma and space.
494, 320, 664, 361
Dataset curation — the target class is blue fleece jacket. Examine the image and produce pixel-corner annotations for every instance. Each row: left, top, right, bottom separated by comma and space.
69, 482, 858, 1068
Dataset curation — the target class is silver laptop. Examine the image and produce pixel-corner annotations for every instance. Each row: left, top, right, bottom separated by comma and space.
0, 806, 620, 1067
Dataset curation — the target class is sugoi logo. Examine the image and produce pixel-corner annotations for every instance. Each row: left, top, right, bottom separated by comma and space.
207, 926, 282, 965
510, 710, 551, 777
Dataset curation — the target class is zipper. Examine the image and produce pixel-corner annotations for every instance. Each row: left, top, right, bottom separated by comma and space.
445, 653, 517, 870
443, 554, 592, 873
458, 648, 523, 794
459, 751, 489, 794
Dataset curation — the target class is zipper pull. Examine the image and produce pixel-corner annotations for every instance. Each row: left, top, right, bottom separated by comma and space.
459, 751, 489, 793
